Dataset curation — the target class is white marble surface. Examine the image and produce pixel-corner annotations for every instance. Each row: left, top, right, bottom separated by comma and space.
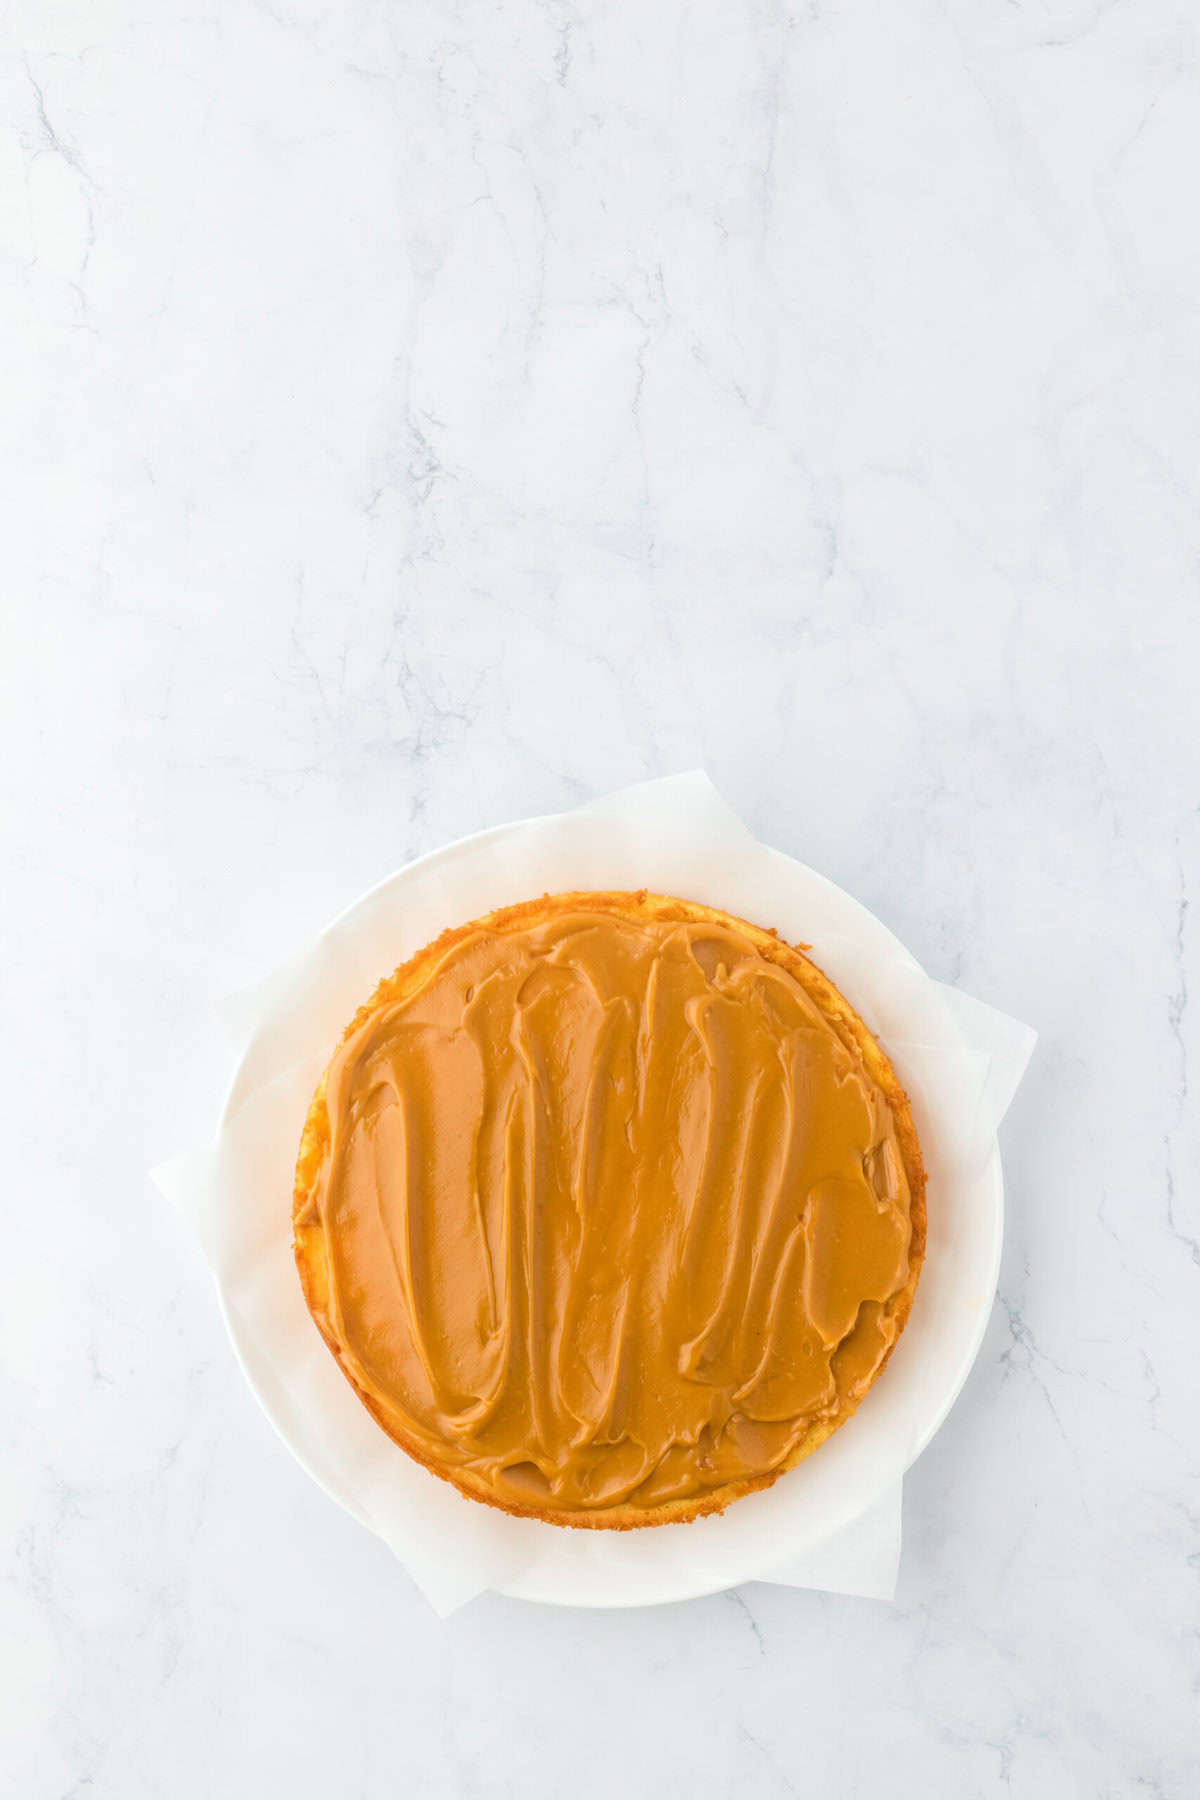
3, 0, 1198, 1792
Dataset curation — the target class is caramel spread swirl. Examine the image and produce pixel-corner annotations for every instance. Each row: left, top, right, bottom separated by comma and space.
296, 905, 917, 1516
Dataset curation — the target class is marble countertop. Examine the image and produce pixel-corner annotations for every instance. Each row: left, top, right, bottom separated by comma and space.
5, 0, 1198, 1793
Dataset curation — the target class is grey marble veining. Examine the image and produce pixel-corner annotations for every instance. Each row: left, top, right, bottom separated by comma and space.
3, 0, 1198, 1794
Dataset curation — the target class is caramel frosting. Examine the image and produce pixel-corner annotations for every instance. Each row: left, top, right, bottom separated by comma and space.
295, 901, 920, 1519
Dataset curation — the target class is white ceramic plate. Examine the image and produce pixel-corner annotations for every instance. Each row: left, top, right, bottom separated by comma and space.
214, 781, 1006, 1609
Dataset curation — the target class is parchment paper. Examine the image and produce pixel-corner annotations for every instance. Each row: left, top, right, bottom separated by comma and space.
153, 773, 1034, 1615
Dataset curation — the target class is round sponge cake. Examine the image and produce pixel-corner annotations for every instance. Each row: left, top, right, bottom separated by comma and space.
293, 890, 926, 1528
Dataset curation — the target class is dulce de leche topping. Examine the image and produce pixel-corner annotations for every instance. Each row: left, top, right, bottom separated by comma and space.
298, 906, 916, 1515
